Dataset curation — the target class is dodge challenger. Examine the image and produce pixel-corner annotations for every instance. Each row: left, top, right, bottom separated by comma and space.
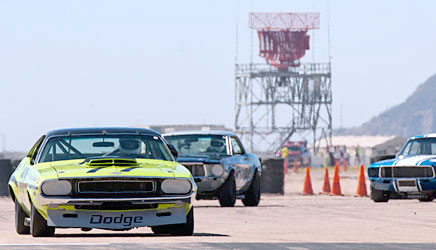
9, 127, 196, 237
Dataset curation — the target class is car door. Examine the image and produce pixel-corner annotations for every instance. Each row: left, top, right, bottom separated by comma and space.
18, 136, 44, 210
230, 136, 251, 190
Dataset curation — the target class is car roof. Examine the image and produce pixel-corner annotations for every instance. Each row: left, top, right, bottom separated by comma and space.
409, 133, 436, 140
163, 130, 236, 137
46, 127, 161, 137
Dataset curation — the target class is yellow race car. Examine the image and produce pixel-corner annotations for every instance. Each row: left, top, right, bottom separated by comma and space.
8, 127, 196, 237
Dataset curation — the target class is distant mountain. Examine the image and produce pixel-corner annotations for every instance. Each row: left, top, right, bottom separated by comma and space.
337, 74, 436, 137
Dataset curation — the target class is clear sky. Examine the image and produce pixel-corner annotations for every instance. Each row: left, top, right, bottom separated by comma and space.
1, 0, 436, 151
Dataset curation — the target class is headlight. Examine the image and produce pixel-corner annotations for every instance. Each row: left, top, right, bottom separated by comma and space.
368, 168, 379, 178
41, 180, 72, 196
161, 179, 192, 194
211, 164, 224, 176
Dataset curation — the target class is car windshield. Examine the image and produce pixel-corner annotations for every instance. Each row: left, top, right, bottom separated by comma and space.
39, 134, 173, 163
400, 138, 436, 156
165, 134, 229, 157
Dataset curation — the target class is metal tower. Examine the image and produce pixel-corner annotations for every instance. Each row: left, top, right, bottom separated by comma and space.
235, 13, 332, 155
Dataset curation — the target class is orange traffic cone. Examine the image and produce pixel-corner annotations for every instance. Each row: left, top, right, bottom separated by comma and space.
293, 159, 299, 173
335, 159, 339, 168
302, 166, 314, 195
320, 167, 331, 194
330, 165, 343, 196
283, 159, 288, 175
342, 160, 347, 172
355, 165, 368, 197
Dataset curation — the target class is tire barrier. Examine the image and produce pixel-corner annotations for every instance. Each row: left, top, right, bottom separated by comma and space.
11, 159, 21, 171
260, 158, 284, 195
370, 155, 395, 164
0, 159, 12, 196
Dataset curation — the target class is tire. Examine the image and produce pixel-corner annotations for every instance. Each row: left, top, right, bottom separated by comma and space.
31, 204, 55, 237
151, 207, 194, 236
370, 186, 389, 202
419, 194, 434, 202
15, 201, 30, 235
242, 171, 261, 206
217, 172, 236, 207
151, 226, 171, 235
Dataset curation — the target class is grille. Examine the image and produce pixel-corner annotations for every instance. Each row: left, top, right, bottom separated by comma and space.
380, 166, 434, 178
78, 180, 155, 194
75, 202, 158, 210
183, 163, 205, 177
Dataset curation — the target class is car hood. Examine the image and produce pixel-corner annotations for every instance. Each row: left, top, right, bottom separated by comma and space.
176, 156, 222, 164
373, 155, 436, 167
49, 159, 179, 179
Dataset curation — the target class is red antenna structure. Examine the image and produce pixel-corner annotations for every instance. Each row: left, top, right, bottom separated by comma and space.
235, 12, 331, 155
249, 13, 320, 69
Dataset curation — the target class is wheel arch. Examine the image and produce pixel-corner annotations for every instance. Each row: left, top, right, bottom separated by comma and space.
248, 167, 260, 187
223, 166, 235, 177
8, 185, 15, 203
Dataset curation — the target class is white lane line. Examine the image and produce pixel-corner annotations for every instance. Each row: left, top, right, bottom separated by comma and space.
0, 243, 111, 246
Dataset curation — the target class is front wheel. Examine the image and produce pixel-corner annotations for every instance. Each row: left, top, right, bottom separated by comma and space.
242, 171, 261, 206
370, 186, 389, 202
217, 172, 236, 207
419, 193, 434, 202
15, 201, 30, 235
151, 207, 194, 236
31, 204, 55, 237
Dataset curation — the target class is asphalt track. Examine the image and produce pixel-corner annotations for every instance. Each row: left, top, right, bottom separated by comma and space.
1, 167, 436, 250
1, 243, 436, 250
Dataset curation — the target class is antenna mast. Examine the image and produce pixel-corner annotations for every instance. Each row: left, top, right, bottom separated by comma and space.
235, 12, 332, 155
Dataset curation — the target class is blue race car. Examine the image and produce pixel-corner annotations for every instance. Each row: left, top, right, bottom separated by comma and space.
368, 134, 436, 202
163, 131, 261, 207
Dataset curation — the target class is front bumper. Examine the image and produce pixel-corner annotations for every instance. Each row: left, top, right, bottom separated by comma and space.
38, 193, 194, 229
194, 175, 227, 192
46, 206, 186, 229
370, 178, 436, 193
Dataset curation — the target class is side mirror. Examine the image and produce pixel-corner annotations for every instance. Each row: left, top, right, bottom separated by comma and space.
167, 144, 179, 159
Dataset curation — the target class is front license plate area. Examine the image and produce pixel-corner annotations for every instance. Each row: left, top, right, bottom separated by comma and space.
397, 180, 418, 192
46, 207, 186, 229
399, 180, 416, 187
